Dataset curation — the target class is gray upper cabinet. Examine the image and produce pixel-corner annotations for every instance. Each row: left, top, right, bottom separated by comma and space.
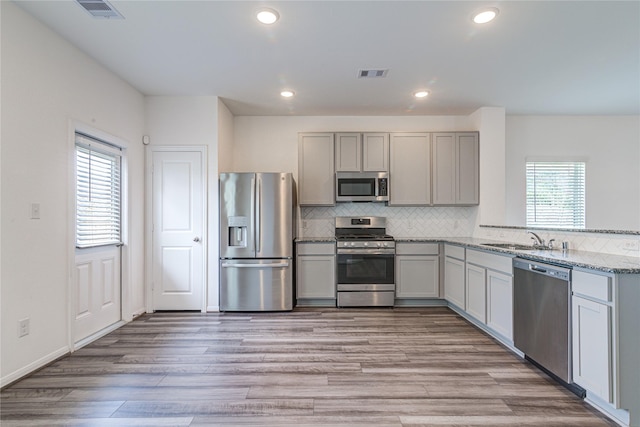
362, 133, 389, 172
298, 132, 335, 206
335, 132, 389, 172
389, 132, 431, 206
335, 133, 361, 172
432, 132, 479, 206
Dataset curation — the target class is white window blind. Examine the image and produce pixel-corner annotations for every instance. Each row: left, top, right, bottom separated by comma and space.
75, 134, 122, 248
526, 161, 585, 229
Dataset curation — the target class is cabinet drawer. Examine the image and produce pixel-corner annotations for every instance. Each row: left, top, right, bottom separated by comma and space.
573, 270, 611, 302
297, 242, 335, 256
444, 244, 465, 260
396, 242, 439, 255
466, 249, 513, 274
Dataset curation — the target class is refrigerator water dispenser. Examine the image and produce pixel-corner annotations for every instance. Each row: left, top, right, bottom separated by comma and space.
227, 216, 248, 247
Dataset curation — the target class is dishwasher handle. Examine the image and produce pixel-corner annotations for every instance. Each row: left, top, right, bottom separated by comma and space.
513, 258, 571, 281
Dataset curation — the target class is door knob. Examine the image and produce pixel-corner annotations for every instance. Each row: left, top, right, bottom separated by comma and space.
193, 237, 201, 242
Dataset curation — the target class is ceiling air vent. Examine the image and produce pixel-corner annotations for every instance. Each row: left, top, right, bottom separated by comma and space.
358, 69, 389, 78
76, 0, 124, 19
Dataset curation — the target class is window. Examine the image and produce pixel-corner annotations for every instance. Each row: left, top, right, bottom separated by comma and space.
75, 133, 122, 248
526, 161, 585, 229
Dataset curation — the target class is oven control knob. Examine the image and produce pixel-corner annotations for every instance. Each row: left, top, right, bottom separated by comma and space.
376, 242, 382, 247
364, 242, 369, 246
383, 242, 388, 247
350, 242, 355, 247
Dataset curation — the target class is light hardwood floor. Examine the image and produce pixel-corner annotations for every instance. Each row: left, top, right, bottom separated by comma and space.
1, 307, 617, 426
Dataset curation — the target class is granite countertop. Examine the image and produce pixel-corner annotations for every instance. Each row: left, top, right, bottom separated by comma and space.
395, 237, 640, 274
295, 235, 640, 274
295, 237, 336, 243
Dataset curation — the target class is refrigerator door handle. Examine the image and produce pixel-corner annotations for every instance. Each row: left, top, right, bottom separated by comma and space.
255, 177, 261, 253
221, 261, 290, 268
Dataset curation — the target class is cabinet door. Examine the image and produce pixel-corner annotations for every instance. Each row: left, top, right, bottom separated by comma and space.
487, 270, 513, 340
466, 264, 486, 323
362, 133, 389, 172
432, 133, 456, 205
456, 132, 479, 205
298, 133, 335, 206
335, 133, 361, 172
444, 256, 465, 308
389, 133, 431, 206
432, 132, 479, 206
297, 255, 336, 299
396, 255, 439, 298
572, 295, 612, 403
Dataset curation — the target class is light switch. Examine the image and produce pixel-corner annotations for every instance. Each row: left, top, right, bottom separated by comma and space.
30, 203, 41, 219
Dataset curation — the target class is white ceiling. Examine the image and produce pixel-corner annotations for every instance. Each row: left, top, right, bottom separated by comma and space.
13, 0, 640, 116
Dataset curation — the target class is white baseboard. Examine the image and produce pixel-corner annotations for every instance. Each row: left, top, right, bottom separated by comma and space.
73, 320, 125, 351
206, 305, 220, 312
1, 346, 69, 388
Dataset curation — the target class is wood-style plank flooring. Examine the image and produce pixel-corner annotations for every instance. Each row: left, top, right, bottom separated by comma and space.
1, 307, 617, 426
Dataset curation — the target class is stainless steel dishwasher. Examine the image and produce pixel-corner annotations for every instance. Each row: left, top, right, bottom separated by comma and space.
513, 258, 584, 396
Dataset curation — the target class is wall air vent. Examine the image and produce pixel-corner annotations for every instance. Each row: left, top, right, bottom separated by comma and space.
76, 0, 124, 19
358, 69, 389, 78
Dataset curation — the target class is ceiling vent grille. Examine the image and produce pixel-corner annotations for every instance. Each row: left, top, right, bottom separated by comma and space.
358, 69, 389, 78
76, 0, 124, 19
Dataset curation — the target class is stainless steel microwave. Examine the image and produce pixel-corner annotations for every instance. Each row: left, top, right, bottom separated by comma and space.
335, 172, 389, 202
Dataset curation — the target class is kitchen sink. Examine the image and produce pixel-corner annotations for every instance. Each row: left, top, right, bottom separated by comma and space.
481, 243, 537, 251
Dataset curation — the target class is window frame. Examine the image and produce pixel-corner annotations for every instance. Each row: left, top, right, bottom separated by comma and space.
525, 160, 586, 229
75, 132, 123, 249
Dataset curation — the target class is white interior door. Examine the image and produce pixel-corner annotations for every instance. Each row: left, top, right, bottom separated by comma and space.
152, 150, 205, 310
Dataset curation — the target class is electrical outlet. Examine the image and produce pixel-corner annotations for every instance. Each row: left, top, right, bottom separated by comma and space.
18, 318, 30, 337
302, 220, 308, 229
30, 203, 41, 219
622, 240, 640, 251
407, 220, 413, 229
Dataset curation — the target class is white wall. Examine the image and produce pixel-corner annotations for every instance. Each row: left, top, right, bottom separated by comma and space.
144, 96, 221, 311
505, 115, 640, 231
1, 2, 145, 385
217, 99, 235, 172
469, 107, 507, 226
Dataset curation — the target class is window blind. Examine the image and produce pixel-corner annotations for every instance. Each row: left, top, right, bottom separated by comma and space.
75, 134, 122, 248
526, 161, 585, 229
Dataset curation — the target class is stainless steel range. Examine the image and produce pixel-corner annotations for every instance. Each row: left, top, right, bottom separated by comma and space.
335, 216, 395, 307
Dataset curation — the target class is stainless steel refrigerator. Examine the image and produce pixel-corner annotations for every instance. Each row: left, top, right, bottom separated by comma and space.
219, 172, 295, 311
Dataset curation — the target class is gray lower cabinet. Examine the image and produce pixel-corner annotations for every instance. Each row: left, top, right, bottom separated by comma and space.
395, 243, 440, 301
464, 249, 514, 342
295, 241, 336, 306
443, 244, 466, 308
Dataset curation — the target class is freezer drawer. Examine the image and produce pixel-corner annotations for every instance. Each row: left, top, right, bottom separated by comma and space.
220, 259, 293, 311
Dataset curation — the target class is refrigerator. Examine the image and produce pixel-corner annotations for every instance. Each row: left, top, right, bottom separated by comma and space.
219, 172, 295, 311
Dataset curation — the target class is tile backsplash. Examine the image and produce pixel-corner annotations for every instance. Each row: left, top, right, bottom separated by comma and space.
300, 205, 478, 238
299, 205, 640, 258
474, 226, 640, 258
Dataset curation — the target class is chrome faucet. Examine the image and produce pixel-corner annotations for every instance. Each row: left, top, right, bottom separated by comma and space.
528, 231, 546, 248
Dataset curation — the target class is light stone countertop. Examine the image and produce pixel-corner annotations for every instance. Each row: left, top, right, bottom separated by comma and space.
395, 237, 640, 274
295, 236, 640, 274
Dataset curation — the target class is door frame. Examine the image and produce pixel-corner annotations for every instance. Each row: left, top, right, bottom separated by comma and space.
67, 120, 129, 351
145, 145, 208, 313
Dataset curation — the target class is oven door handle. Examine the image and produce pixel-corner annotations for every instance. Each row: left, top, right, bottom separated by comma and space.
337, 249, 395, 255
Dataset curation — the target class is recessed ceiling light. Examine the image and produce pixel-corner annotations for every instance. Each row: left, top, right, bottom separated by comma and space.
473, 7, 499, 24
414, 90, 429, 98
281, 90, 295, 98
257, 8, 279, 25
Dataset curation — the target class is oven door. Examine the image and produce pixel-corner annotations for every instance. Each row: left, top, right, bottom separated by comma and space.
336, 250, 394, 289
